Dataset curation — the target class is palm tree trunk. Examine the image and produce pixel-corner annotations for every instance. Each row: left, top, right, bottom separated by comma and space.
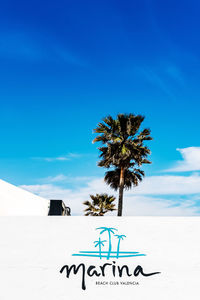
118, 167, 125, 216
107, 231, 112, 259
99, 243, 102, 259
116, 239, 120, 258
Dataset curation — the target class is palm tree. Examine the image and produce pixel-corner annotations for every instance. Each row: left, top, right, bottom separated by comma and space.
94, 238, 107, 259
83, 193, 116, 216
96, 227, 117, 259
115, 234, 126, 258
93, 113, 152, 216
105, 168, 144, 191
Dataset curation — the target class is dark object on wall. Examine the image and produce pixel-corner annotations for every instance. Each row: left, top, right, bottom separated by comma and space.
48, 200, 71, 216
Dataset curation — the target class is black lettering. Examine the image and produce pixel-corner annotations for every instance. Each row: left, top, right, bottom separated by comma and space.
100, 263, 112, 276
87, 266, 101, 277
60, 264, 86, 290
134, 265, 160, 277
118, 265, 132, 277
112, 261, 116, 277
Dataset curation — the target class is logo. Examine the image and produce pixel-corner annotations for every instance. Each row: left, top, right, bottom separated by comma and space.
72, 227, 146, 260
60, 227, 160, 290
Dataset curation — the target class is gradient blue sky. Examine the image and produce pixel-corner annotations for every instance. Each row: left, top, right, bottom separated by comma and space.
1, 0, 200, 215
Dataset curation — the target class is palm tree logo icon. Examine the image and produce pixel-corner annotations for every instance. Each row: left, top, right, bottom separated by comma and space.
96, 227, 117, 259
72, 226, 146, 260
94, 238, 107, 259
115, 234, 126, 258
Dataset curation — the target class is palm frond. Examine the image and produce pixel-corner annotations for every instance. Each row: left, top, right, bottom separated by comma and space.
83, 193, 116, 216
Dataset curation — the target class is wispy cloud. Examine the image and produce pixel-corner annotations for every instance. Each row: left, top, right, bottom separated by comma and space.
137, 61, 184, 100
0, 32, 43, 61
41, 174, 68, 183
165, 64, 184, 84
54, 46, 88, 67
137, 66, 175, 99
32, 153, 80, 162
0, 30, 87, 66
40, 174, 94, 183
166, 147, 200, 172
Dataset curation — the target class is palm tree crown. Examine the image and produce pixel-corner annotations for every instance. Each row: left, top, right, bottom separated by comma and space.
96, 227, 118, 235
94, 238, 107, 247
105, 167, 144, 191
115, 234, 126, 240
83, 193, 116, 216
93, 113, 152, 216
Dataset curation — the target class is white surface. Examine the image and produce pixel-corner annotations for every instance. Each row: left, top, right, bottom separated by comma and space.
0, 179, 49, 215
0, 217, 200, 299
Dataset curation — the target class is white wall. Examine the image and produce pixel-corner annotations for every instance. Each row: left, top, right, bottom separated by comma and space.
0, 179, 49, 216
0, 217, 200, 300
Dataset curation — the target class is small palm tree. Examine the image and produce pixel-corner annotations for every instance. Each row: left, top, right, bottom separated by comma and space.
94, 238, 107, 259
115, 234, 126, 258
93, 113, 152, 216
83, 193, 116, 216
96, 227, 117, 259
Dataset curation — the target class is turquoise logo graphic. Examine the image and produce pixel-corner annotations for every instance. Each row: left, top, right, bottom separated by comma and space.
72, 227, 146, 260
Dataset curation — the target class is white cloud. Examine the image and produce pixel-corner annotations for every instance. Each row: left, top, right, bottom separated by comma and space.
132, 174, 200, 195
123, 195, 198, 216
20, 173, 200, 216
42, 174, 68, 183
167, 147, 200, 172
40, 174, 95, 184
32, 153, 80, 162
45, 157, 69, 162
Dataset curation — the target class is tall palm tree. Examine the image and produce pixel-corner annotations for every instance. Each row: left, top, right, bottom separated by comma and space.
115, 234, 126, 258
94, 238, 107, 259
93, 113, 152, 216
83, 193, 116, 216
96, 227, 117, 259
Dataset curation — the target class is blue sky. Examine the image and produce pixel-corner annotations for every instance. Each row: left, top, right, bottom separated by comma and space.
1, 0, 200, 215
